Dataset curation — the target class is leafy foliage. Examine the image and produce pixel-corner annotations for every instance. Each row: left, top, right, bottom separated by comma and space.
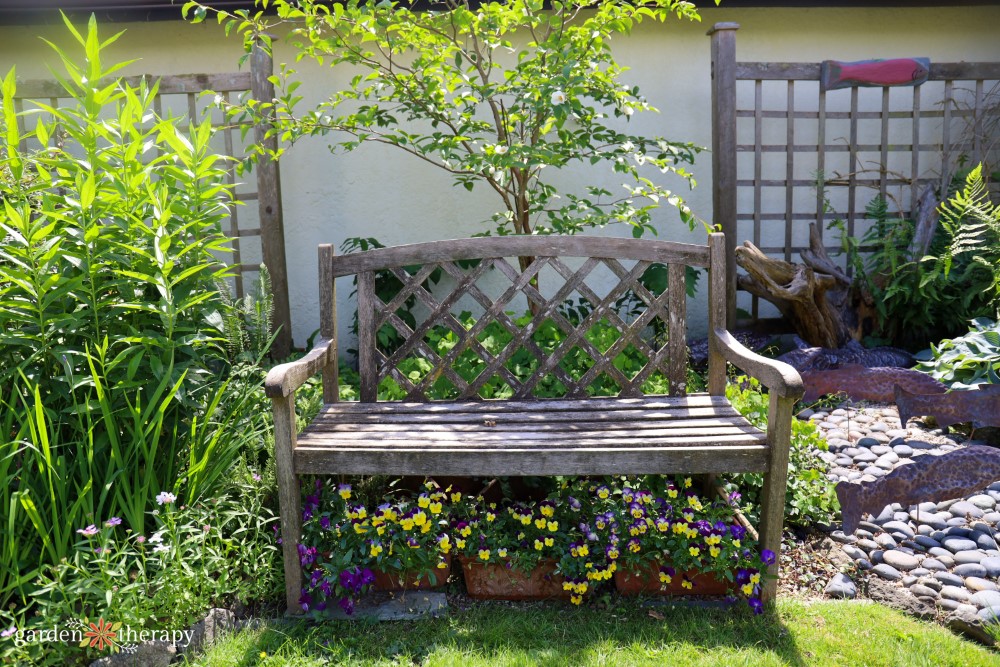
0, 15, 275, 634
914, 317, 1000, 388
186, 0, 710, 240
832, 164, 1000, 348
725, 377, 839, 527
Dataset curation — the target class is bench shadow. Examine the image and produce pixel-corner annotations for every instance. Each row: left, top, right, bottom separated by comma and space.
227, 599, 806, 666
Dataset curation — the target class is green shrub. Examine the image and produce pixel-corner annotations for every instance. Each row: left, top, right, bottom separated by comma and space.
914, 317, 1000, 388
832, 164, 1000, 348
0, 14, 271, 619
724, 377, 839, 527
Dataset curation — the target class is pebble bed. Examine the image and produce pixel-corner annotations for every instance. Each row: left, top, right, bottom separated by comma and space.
803, 404, 1000, 624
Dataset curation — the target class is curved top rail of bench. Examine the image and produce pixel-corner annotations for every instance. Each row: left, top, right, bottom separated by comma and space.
329, 235, 712, 277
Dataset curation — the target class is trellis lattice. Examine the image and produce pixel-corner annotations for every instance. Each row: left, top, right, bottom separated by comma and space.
356, 255, 689, 402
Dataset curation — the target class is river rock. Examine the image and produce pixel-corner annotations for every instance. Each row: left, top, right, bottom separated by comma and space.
872, 564, 902, 581
882, 550, 921, 571
824, 573, 857, 599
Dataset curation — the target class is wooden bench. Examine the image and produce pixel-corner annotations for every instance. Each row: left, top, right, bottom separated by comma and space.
264, 232, 803, 613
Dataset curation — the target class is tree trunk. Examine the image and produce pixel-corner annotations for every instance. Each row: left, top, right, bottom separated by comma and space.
734, 223, 878, 348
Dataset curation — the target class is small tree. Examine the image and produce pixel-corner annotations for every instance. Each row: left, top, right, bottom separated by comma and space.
188, 0, 713, 257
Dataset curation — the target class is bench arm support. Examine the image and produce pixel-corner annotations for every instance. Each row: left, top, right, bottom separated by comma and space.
264, 338, 336, 398
711, 328, 804, 400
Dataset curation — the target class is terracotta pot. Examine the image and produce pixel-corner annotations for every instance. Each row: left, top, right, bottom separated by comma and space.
459, 557, 570, 600
614, 562, 731, 596
372, 554, 452, 592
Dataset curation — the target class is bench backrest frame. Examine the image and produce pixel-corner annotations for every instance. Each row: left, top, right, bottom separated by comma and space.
320, 233, 728, 403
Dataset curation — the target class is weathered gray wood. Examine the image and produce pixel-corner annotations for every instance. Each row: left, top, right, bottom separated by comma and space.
736, 61, 1000, 81
310, 416, 751, 431
712, 329, 803, 399
759, 392, 796, 603
251, 41, 292, 359
297, 430, 765, 447
784, 80, 795, 263
357, 271, 378, 403
707, 233, 728, 396
709, 22, 739, 328
668, 263, 687, 396
319, 244, 339, 404
329, 236, 709, 277
272, 392, 303, 615
293, 446, 769, 477
310, 393, 731, 414
264, 338, 335, 398
11, 72, 253, 100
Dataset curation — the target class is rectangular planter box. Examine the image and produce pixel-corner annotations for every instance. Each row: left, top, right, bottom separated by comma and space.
458, 557, 570, 600
615, 562, 732, 596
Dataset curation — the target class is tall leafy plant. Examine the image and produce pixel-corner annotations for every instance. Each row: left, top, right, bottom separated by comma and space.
187, 0, 711, 250
0, 15, 248, 607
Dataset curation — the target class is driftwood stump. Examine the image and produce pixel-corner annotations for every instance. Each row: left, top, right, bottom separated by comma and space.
735, 186, 939, 349
735, 223, 875, 347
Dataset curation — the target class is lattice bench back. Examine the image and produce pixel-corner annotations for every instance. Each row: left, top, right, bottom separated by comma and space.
323, 236, 716, 403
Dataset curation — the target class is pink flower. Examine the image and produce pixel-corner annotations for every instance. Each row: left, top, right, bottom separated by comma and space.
136, 535, 146, 544
77, 525, 99, 537
155, 491, 176, 506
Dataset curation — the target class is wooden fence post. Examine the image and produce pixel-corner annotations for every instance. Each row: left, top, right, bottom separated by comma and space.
251, 40, 293, 359
708, 22, 739, 329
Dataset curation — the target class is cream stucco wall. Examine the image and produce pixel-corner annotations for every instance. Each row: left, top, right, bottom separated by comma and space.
1, 6, 998, 346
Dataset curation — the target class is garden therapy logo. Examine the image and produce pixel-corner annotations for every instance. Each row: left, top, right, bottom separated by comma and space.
3, 617, 195, 654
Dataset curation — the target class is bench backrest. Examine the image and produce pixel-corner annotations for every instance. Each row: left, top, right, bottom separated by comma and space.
323, 233, 726, 402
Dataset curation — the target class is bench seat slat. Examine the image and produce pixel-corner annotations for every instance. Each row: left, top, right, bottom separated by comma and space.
294, 446, 768, 476
293, 395, 769, 476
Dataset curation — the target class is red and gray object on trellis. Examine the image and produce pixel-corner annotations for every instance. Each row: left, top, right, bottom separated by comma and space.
820, 58, 931, 91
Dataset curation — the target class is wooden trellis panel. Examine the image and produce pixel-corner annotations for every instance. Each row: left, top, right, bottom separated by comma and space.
10, 51, 292, 356
710, 23, 1000, 324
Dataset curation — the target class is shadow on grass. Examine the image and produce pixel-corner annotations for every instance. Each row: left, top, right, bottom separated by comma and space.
224, 598, 805, 666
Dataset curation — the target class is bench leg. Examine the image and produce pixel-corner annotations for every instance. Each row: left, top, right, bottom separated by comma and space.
759, 393, 796, 604
272, 393, 304, 614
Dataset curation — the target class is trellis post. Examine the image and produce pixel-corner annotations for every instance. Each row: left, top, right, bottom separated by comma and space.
251, 39, 293, 359
708, 22, 739, 329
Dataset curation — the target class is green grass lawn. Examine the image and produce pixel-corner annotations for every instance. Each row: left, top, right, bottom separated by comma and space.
185, 598, 998, 666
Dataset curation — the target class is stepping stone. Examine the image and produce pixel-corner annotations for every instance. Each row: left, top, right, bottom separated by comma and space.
940, 586, 972, 603
966, 577, 999, 593
855, 529, 875, 540
824, 573, 857, 599
872, 564, 902, 581
984, 512, 1000, 524
916, 501, 939, 513
882, 550, 921, 571
871, 445, 892, 456
854, 451, 877, 464
938, 598, 962, 611
859, 521, 884, 534
971, 590, 1000, 609
914, 535, 941, 550
857, 437, 880, 448
909, 567, 930, 577
325, 592, 448, 621
830, 531, 858, 545
954, 563, 988, 578
873, 506, 895, 524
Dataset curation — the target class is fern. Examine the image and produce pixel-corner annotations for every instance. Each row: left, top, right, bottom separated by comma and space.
933, 164, 1000, 320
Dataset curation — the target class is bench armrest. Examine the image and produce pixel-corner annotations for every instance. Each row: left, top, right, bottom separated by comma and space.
712, 328, 804, 400
264, 338, 336, 399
